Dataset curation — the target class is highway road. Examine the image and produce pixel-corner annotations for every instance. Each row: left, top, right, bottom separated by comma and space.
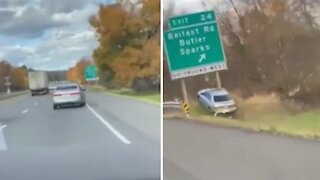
0, 89, 160, 180
164, 119, 320, 180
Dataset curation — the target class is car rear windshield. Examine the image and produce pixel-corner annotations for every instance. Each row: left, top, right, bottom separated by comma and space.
57, 85, 78, 90
214, 95, 231, 102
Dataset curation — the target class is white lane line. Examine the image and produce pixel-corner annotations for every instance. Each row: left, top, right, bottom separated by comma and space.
86, 104, 131, 145
0, 125, 7, 150
22, 109, 29, 114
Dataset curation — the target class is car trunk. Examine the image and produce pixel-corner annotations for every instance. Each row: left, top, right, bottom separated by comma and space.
53, 88, 81, 102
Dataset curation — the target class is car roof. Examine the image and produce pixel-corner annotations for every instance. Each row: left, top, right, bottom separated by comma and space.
198, 88, 229, 96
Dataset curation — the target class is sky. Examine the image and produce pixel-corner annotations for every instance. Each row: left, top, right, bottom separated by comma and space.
0, 0, 113, 71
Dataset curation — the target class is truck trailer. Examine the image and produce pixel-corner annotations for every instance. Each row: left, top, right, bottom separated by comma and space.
28, 71, 49, 96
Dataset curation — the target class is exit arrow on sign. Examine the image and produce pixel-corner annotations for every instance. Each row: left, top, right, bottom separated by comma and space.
199, 53, 206, 63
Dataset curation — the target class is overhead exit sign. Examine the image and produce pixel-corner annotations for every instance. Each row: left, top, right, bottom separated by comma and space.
164, 10, 227, 80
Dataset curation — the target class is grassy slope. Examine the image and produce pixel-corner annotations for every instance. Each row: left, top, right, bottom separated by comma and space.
90, 85, 160, 105
188, 103, 320, 139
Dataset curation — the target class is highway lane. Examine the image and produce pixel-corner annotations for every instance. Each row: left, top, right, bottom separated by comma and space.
87, 89, 160, 142
164, 119, 320, 180
0, 90, 160, 180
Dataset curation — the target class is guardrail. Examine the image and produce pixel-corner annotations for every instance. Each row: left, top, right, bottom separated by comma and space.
163, 100, 190, 117
163, 101, 182, 109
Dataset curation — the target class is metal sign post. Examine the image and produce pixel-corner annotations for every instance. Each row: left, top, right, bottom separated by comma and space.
216, 72, 221, 88
181, 79, 189, 106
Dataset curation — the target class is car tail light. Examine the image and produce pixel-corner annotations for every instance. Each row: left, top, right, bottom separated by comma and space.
53, 93, 62, 96
70, 92, 80, 96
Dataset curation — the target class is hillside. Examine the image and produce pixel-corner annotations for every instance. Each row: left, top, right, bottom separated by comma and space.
164, 0, 320, 110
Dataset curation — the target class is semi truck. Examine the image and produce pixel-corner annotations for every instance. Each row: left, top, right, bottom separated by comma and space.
28, 71, 49, 96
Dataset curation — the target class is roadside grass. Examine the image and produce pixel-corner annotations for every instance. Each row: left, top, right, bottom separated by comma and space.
258, 111, 320, 138
0, 91, 29, 104
89, 85, 160, 105
164, 96, 320, 140
166, 97, 320, 140
89, 85, 105, 92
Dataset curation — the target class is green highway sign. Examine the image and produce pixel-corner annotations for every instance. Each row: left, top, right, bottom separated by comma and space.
168, 10, 216, 29
164, 20, 227, 80
85, 65, 99, 81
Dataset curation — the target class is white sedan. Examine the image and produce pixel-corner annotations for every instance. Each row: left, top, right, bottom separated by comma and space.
197, 88, 237, 116
53, 83, 86, 110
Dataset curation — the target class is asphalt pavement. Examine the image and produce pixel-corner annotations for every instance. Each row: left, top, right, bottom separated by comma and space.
164, 119, 320, 180
0, 89, 160, 180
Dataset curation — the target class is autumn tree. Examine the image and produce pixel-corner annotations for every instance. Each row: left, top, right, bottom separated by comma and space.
67, 67, 76, 82
217, 0, 320, 101
67, 59, 92, 84
75, 59, 92, 84
89, 0, 160, 87
9, 67, 28, 90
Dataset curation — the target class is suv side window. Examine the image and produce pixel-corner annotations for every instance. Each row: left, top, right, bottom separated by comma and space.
201, 92, 212, 102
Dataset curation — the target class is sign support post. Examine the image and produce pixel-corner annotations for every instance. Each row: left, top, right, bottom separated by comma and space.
215, 72, 221, 88
181, 79, 189, 106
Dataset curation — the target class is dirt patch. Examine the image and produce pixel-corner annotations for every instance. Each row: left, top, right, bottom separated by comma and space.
231, 93, 286, 120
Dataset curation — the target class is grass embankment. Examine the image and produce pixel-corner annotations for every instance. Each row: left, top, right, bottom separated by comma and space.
167, 94, 320, 140
90, 85, 160, 105
0, 91, 29, 103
